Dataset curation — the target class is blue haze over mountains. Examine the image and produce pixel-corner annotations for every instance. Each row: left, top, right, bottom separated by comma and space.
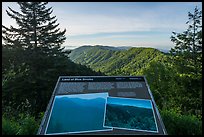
64, 45, 169, 53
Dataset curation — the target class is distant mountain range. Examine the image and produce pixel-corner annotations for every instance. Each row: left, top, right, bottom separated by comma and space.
64, 45, 169, 53
157, 48, 169, 53
68, 45, 168, 76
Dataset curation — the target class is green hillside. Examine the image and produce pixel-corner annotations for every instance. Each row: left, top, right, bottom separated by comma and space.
69, 45, 166, 76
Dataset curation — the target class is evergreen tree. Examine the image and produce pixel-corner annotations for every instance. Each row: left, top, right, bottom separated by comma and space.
2, 2, 66, 53
2, 2, 74, 115
169, 6, 202, 117
2, 2, 103, 115
170, 6, 202, 74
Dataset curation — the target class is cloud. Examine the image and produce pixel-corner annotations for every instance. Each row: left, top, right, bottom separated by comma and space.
65, 31, 174, 50
58, 12, 177, 36
49, 2, 202, 36
2, 2, 201, 50
3, 2, 201, 36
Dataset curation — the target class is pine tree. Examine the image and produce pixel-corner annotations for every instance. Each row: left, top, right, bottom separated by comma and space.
2, 2, 102, 117
2, 2, 67, 115
170, 6, 202, 74
2, 2, 66, 52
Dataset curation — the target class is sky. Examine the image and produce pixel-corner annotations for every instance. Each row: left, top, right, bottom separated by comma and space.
2, 2, 202, 50
107, 97, 152, 109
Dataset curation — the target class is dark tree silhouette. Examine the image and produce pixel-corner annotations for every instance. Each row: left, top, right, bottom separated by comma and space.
170, 6, 202, 74
2, 2, 66, 52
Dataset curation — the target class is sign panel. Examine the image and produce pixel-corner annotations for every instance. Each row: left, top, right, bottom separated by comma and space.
37, 76, 167, 135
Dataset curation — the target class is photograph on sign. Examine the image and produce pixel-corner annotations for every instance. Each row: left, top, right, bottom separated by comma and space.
104, 97, 158, 133
45, 92, 112, 135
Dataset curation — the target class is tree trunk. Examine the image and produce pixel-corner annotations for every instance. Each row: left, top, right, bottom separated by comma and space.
192, 11, 197, 74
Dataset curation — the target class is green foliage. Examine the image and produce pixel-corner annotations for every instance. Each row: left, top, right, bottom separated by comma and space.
170, 6, 202, 75
69, 46, 161, 75
160, 109, 202, 135
2, 46, 103, 116
17, 114, 39, 135
140, 57, 177, 110
2, 112, 43, 135
2, 116, 19, 135
2, 2, 103, 119
2, 2, 66, 50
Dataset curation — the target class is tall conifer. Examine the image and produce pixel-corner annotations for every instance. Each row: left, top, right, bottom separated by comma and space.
2, 2, 66, 52
170, 6, 202, 74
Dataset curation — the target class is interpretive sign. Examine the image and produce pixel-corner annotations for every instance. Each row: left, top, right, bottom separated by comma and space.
37, 76, 167, 135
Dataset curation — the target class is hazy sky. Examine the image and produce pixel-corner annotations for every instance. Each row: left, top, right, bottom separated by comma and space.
107, 97, 153, 109
2, 2, 202, 50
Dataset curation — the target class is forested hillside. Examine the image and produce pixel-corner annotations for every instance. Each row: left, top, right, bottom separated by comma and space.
69, 46, 165, 75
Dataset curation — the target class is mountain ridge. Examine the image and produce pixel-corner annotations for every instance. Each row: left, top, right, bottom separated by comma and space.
69, 45, 167, 76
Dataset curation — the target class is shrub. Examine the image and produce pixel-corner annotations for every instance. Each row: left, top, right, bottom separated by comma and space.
17, 114, 39, 135
2, 116, 19, 135
2, 112, 44, 135
160, 109, 202, 135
